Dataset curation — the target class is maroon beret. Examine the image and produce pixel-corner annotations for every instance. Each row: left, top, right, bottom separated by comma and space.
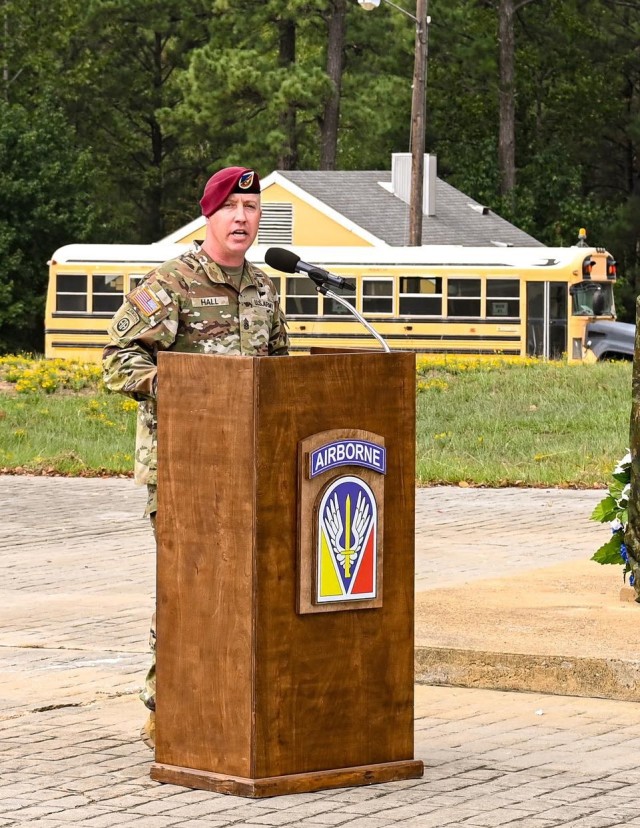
199, 167, 261, 216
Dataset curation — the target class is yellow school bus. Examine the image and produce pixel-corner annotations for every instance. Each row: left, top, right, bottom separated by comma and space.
45, 242, 619, 362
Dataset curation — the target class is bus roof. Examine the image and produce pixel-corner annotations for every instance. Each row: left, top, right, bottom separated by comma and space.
50, 243, 190, 265
50, 242, 607, 271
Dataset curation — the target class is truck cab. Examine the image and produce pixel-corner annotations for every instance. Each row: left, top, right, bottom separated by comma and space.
584, 319, 635, 361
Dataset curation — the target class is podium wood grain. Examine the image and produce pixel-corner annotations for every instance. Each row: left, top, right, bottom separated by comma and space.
153, 350, 421, 795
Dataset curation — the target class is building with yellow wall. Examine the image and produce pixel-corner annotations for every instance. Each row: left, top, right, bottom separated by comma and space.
160, 155, 541, 249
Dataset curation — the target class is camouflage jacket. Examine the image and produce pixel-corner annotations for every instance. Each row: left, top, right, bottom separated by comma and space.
102, 247, 288, 487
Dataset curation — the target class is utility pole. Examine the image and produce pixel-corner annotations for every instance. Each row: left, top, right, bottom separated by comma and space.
409, 0, 428, 245
358, 0, 430, 246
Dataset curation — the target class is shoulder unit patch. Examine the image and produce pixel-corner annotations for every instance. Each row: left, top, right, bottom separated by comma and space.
115, 308, 140, 334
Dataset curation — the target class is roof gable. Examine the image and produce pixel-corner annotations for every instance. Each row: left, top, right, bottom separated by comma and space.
158, 168, 543, 248
276, 170, 543, 248
260, 172, 383, 246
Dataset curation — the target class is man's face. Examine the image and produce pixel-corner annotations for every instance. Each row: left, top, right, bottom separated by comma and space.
204, 193, 261, 265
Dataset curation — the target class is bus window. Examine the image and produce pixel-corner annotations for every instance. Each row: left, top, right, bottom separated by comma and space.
447, 279, 481, 317
286, 276, 318, 316
129, 274, 147, 291
570, 281, 614, 316
56, 273, 87, 313
399, 277, 442, 316
323, 279, 356, 315
93, 274, 124, 313
269, 276, 281, 300
486, 279, 520, 318
363, 278, 393, 315
45, 241, 619, 364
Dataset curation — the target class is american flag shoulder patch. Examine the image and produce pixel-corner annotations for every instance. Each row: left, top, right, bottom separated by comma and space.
130, 286, 162, 318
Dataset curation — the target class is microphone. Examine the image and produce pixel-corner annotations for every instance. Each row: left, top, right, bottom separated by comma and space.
265, 247, 355, 291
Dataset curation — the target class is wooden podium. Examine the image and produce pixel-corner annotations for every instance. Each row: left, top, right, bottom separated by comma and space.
150, 350, 423, 797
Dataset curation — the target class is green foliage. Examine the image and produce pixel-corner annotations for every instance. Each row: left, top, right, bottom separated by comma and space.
602, 195, 640, 321
590, 451, 631, 569
591, 495, 619, 525
429, 0, 630, 247
0, 100, 99, 354
591, 532, 623, 566
415, 359, 630, 487
0, 356, 103, 393
0, 391, 136, 475
428, 1, 500, 198
169, 0, 334, 174
71, 0, 214, 240
0, 357, 631, 483
3, 0, 640, 347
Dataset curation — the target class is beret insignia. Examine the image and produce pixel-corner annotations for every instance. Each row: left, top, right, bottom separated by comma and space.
238, 171, 255, 190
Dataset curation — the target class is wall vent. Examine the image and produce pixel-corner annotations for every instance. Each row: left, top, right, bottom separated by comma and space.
258, 203, 293, 244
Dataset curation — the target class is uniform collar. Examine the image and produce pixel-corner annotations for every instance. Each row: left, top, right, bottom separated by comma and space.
191, 244, 261, 291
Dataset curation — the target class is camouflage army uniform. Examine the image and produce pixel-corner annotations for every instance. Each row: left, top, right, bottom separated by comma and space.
103, 245, 288, 508
102, 245, 288, 712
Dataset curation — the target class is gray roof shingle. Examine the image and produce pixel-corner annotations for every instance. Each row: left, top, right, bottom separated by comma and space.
278, 170, 543, 247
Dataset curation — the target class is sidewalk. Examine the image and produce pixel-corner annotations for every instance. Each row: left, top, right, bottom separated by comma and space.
414, 487, 640, 701
2, 476, 640, 827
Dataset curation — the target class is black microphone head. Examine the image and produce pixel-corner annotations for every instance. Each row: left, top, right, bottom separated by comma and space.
265, 247, 300, 274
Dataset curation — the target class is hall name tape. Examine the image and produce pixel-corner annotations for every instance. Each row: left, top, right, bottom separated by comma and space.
309, 440, 386, 478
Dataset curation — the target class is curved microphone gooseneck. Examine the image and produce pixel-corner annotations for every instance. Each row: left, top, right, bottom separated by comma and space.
264, 247, 390, 353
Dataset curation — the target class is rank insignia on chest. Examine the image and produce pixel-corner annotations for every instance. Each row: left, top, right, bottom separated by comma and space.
296, 430, 385, 615
130, 286, 162, 317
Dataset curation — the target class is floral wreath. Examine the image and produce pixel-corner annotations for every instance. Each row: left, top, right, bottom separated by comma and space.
591, 452, 639, 593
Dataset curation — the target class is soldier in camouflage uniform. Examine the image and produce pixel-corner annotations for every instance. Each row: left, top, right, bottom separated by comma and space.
102, 167, 288, 750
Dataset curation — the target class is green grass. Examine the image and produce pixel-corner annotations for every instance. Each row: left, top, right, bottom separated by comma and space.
416, 360, 631, 487
0, 358, 632, 486
0, 392, 136, 475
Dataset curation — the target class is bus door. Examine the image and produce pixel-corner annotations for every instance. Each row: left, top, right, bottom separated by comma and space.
526, 282, 567, 359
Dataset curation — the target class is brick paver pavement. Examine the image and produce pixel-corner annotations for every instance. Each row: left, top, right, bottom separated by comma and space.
414, 487, 605, 589
2, 475, 637, 828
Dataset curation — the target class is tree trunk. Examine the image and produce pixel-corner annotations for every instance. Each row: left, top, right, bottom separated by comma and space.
278, 19, 297, 170
2, 9, 8, 100
498, 0, 516, 199
320, 0, 347, 170
625, 298, 640, 600
147, 31, 165, 240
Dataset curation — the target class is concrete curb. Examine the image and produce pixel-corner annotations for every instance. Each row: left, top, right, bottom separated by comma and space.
415, 645, 640, 702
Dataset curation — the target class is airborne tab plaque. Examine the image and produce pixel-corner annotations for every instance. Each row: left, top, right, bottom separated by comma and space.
297, 429, 385, 614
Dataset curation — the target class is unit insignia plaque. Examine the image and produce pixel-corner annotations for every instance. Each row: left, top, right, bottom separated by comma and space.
297, 429, 385, 614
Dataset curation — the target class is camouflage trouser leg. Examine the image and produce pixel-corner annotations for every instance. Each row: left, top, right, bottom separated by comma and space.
140, 610, 156, 712
140, 485, 157, 712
